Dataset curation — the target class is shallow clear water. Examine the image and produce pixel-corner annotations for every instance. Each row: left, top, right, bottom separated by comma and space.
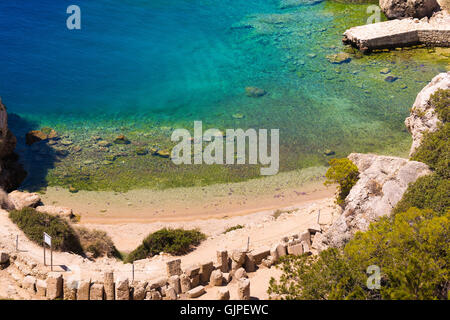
0, 1, 448, 190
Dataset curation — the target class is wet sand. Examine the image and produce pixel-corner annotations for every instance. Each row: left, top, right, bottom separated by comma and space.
40, 166, 335, 224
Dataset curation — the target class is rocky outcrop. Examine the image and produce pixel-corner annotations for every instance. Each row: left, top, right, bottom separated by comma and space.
0, 99, 26, 192
8, 191, 41, 210
380, 0, 441, 19
405, 72, 450, 155
343, 10, 450, 52
313, 153, 431, 249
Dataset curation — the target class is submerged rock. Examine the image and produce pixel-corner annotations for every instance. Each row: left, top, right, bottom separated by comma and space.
326, 52, 352, 64
135, 147, 148, 156
25, 130, 48, 145
113, 135, 130, 144
97, 140, 111, 147
245, 87, 267, 98
385, 75, 398, 82
156, 149, 171, 158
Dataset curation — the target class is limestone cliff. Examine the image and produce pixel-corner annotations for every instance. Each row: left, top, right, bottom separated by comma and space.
0, 99, 26, 192
313, 154, 430, 249
312, 73, 447, 250
405, 72, 450, 156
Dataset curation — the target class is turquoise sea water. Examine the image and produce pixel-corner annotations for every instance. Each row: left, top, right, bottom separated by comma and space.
0, 1, 448, 191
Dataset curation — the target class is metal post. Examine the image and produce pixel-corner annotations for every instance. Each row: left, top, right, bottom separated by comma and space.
132, 263, 135, 282
247, 237, 250, 252
317, 209, 321, 224
44, 244, 46, 266
50, 244, 53, 271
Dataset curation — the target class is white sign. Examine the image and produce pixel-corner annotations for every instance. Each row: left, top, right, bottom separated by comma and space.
44, 232, 52, 246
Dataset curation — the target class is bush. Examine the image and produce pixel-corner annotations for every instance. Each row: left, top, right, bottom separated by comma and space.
126, 228, 206, 263
394, 174, 449, 216
345, 208, 449, 300
324, 158, 359, 206
412, 88, 450, 178
430, 88, 449, 123
411, 123, 449, 178
223, 225, 244, 234
9, 208, 83, 254
268, 208, 449, 300
268, 248, 369, 300
76, 227, 121, 259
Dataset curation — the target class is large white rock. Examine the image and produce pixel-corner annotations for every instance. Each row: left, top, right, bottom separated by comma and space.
315, 153, 431, 249
380, 0, 441, 19
405, 72, 450, 155
8, 190, 41, 210
35, 205, 73, 218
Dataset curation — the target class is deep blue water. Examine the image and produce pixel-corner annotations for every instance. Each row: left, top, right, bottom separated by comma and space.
0, 0, 279, 120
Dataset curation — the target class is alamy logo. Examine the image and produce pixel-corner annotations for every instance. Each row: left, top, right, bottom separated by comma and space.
171, 121, 279, 176
67, 5, 81, 30
366, 265, 381, 290
366, 5, 382, 24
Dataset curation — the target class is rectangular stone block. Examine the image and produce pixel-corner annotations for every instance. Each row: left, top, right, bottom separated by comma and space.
168, 275, 181, 294
190, 275, 200, 288
46, 273, 63, 300
148, 276, 167, 290
185, 265, 200, 277
104, 272, 115, 300
287, 243, 303, 256
23, 276, 36, 292
0, 251, 9, 264
90, 283, 104, 300
77, 279, 91, 300
63, 278, 77, 300
166, 259, 182, 277
187, 286, 205, 298
199, 261, 214, 285
299, 231, 311, 246
116, 278, 130, 300
244, 253, 256, 273
216, 250, 229, 273
36, 279, 47, 297
252, 247, 270, 265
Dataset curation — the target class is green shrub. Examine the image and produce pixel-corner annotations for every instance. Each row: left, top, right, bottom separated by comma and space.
76, 227, 121, 259
224, 225, 244, 234
394, 174, 449, 216
9, 208, 83, 254
268, 208, 449, 300
324, 158, 359, 206
411, 123, 449, 178
272, 209, 295, 220
126, 228, 206, 263
345, 208, 449, 300
429, 88, 450, 123
268, 248, 369, 300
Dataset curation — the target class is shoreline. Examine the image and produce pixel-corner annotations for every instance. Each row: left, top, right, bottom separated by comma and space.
40, 166, 335, 224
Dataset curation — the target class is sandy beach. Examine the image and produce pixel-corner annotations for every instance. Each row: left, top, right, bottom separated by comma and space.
40, 166, 334, 225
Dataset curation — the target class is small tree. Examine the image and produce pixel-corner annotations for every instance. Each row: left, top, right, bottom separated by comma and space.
268, 208, 449, 300
324, 158, 359, 206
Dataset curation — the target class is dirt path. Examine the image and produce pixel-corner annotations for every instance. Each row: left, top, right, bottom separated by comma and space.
0, 195, 338, 299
